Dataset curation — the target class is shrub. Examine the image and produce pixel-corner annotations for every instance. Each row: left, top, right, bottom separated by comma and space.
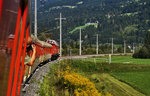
132, 50, 139, 58
117, 46, 124, 53
82, 48, 96, 55
133, 30, 150, 58
133, 46, 150, 58
138, 46, 150, 58
38, 60, 112, 96
61, 66, 102, 96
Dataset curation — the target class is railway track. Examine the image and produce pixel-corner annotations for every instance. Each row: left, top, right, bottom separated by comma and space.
22, 53, 132, 96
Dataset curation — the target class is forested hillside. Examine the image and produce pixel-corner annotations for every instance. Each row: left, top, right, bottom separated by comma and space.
36, 0, 150, 45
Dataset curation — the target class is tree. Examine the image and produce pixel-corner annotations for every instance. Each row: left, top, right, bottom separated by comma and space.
133, 30, 150, 58
117, 46, 124, 53
38, 33, 47, 41
70, 40, 76, 49
144, 30, 150, 50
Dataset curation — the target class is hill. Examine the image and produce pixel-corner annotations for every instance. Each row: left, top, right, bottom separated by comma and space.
36, 0, 150, 45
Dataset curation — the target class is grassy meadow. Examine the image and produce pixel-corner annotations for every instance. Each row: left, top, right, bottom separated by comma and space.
86, 55, 150, 64
87, 55, 150, 95
38, 55, 150, 96
112, 72, 150, 95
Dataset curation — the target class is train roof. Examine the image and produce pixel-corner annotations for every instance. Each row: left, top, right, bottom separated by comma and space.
8, 34, 15, 39
45, 39, 59, 46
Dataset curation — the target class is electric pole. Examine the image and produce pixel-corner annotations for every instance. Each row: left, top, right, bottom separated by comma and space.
79, 28, 82, 55
133, 43, 135, 54
96, 34, 99, 55
112, 38, 113, 54
34, 0, 37, 37
55, 13, 66, 57
124, 40, 126, 54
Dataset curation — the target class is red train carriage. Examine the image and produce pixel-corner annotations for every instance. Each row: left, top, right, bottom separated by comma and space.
7, 36, 60, 58
45, 39, 60, 55
0, 0, 59, 96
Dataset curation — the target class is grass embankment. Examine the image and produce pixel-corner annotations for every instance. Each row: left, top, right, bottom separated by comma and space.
112, 72, 150, 96
85, 56, 150, 95
71, 58, 149, 95
38, 56, 150, 96
38, 60, 112, 96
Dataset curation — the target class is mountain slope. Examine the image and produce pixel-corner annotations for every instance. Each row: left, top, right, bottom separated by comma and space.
37, 0, 150, 45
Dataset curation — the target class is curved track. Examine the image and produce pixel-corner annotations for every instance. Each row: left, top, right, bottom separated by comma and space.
22, 53, 132, 96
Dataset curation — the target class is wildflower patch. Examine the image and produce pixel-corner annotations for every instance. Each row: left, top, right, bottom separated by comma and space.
61, 66, 106, 96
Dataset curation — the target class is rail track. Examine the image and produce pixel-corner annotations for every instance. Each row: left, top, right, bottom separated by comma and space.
22, 53, 132, 96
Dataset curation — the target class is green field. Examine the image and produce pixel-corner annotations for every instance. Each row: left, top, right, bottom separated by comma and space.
111, 56, 150, 64
77, 56, 150, 95
86, 55, 150, 64
112, 72, 150, 95
90, 73, 145, 96
120, 12, 138, 16
69, 23, 98, 34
